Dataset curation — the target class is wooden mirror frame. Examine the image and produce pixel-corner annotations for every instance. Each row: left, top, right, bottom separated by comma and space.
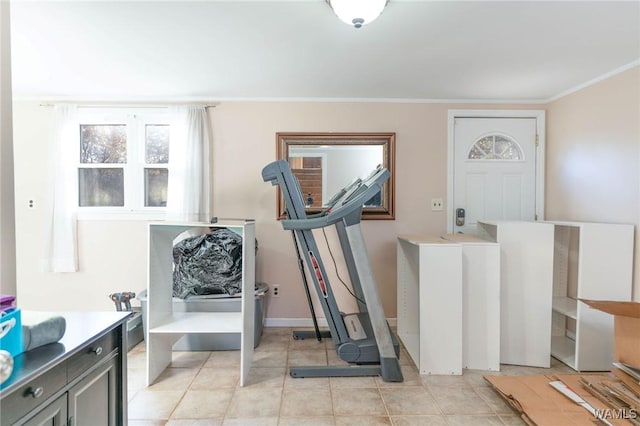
276, 132, 395, 220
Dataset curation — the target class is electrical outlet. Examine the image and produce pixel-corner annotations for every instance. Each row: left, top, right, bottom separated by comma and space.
28, 199, 35, 209
431, 198, 444, 211
272, 285, 280, 297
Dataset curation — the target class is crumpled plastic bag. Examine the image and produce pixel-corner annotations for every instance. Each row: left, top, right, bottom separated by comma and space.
172, 228, 243, 298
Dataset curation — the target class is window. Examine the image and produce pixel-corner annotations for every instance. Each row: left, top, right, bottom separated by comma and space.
468, 134, 523, 160
79, 124, 126, 207
143, 124, 170, 207
77, 109, 171, 217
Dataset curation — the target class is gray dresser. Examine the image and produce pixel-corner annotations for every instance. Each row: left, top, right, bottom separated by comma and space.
0, 311, 130, 425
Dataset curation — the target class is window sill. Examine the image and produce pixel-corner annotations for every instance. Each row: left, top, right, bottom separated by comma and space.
78, 210, 167, 221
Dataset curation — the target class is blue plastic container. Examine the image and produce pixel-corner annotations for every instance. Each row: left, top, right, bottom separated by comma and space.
0, 309, 24, 357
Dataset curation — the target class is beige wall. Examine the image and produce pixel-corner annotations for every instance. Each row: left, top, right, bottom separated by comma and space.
13, 100, 538, 316
1, 2, 16, 296
546, 67, 640, 300
211, 102, 454, 319
12, 68, 639, 316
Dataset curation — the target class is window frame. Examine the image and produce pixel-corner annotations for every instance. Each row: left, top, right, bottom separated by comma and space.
466, 133, 525, 162
76, 108, 171, 220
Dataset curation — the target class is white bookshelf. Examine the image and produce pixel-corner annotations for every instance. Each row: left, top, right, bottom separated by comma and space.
442, 233, 501, 371
551, 335, 576, 367
477, 220, 555, 368
397, 235, 463, 375
547, 221, 633, 371
146, 220, 255, 386
552, 297, 577, 319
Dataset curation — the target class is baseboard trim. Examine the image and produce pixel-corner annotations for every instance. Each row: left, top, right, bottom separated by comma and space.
265, 317, 397, 328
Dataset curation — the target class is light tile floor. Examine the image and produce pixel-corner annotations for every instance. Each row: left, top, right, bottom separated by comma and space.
127, 327, 575, 425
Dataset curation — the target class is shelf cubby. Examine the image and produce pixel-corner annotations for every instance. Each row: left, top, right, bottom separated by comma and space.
146, 220, 255, 386
547, 221, 633, 371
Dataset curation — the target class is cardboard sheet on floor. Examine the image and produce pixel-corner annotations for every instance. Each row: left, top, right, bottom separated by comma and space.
486, 300, 640, 425
484, 373, 631, 425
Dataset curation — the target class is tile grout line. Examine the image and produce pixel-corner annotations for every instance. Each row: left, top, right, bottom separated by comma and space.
276, 328, 295, 424
376, 369, 393, 422
325, 345, 337, 423
225, 350, 245, 424
166, 351, 212, 422
276, 347, 288, 424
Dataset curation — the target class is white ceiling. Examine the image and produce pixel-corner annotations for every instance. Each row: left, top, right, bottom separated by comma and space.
9, 0, 640, 102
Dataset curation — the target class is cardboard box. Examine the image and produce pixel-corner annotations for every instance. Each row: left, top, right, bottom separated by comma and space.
580, 299, 640, 368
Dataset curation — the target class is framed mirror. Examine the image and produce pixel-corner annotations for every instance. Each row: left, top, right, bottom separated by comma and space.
276, 132, 395, 220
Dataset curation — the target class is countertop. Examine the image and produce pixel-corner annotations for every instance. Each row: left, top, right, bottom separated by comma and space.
0, 311, 130, 395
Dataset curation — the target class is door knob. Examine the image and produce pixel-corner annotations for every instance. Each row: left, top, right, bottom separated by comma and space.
456, 208, 465, 226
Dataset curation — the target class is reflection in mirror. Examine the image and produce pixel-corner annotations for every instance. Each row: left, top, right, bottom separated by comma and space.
289, 145, 384, 207
277, 133, 395, 220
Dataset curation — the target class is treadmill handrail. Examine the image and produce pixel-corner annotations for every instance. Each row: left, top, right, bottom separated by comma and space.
262, 160, 308, 220
281, 168, 389, 231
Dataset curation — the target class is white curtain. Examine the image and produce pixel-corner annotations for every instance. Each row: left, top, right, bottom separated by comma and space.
41, 104, 79, 272
166, 105, 211, 222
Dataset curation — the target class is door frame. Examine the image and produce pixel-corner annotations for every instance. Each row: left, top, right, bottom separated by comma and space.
288, 152, 328, 206
446, 109, 546, 233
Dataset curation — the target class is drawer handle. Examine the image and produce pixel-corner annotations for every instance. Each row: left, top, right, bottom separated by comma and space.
92, 346, 103, 356
27, 386, 44, 398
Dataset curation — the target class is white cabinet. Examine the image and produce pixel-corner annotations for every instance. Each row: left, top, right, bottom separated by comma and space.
477, 221, 555, 368
397, 236, 462, 375
442, 233, 501, 371
547, 221, 633, 371
146, 220, 255, 386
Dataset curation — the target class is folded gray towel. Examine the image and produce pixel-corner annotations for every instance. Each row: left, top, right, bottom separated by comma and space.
21, 313, 66, 352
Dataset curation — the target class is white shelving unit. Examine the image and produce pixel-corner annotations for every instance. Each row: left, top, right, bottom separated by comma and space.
397, 235, 463, 375
547, 221, 633, 371
442, 233, 501, 371
477, 220, 555, 368
146, 220, 255, 386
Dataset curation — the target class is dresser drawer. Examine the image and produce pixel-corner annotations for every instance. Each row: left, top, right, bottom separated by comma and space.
0, 362, 67, 425
67, 330, 117, 381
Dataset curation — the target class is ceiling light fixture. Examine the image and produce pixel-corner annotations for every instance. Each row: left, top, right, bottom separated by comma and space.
327, 0, 388, 29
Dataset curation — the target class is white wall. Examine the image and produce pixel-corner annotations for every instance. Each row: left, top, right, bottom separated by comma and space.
1, 2, 16, 296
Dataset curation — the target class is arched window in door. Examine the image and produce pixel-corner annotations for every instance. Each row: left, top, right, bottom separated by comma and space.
468, 134, 523, 160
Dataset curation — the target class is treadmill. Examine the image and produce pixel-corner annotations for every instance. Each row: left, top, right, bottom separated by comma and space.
262, 160, 403, 382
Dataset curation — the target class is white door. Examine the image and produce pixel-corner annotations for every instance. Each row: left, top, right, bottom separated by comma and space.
452, 117, 539, 233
